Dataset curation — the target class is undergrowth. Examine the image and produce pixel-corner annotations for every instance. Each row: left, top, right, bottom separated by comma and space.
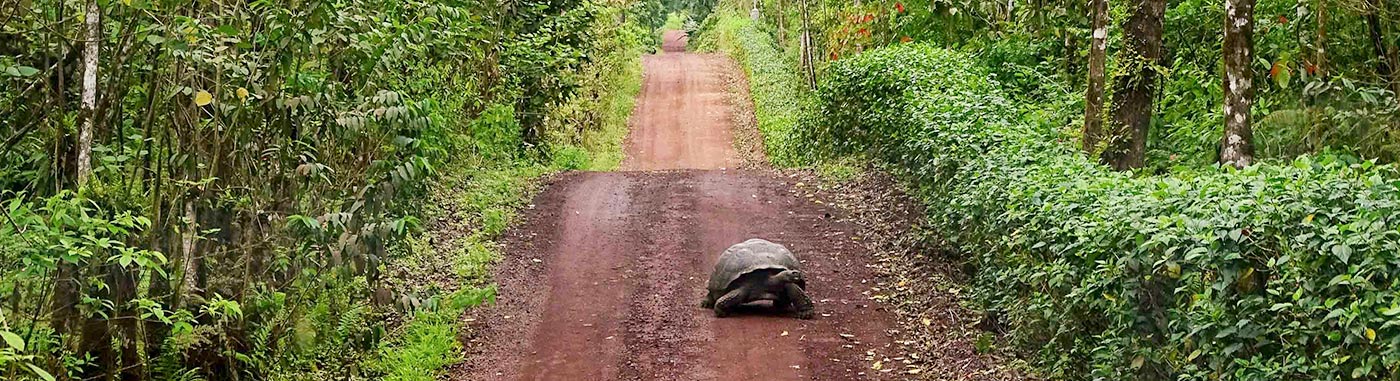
577, 55, 645, 171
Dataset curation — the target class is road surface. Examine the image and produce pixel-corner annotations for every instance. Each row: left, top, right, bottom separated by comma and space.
456, 30, 899, 381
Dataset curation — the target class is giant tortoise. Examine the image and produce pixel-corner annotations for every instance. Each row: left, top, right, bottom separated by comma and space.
701, 238, 814, 319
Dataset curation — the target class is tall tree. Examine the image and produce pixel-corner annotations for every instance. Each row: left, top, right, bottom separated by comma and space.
1313, 0, 1328, 81
1221, 0, 1256, 167
799, 0, 817, 90
1082, 0, 1109, 154
76, 0, 100, 185
1103, 0, 1165, 170
1365, 0, 1400, 97
777, 0, 787, 44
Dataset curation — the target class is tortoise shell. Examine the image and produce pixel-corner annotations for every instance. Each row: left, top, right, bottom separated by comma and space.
706, 238, 804, 293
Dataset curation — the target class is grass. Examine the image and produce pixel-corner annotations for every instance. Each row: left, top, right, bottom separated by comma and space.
450, 164, 550, 284
578, 55, 644, 171
372, 161, 547, 380
374, 287, 495, 381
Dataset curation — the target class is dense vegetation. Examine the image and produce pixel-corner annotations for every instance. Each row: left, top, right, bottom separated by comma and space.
7, 0, 1400, 378
814, 45, 1399, 381
693, 0, 1400, 379
0, 0, 660, 379
698, 0, 1400, 170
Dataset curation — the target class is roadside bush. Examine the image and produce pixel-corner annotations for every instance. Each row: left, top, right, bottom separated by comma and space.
807, 44, 1400, 380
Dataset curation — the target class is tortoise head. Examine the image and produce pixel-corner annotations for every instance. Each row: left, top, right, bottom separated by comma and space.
772, 269, 805, 285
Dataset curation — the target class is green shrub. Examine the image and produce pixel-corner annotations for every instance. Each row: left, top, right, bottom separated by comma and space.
471, 104, 524, 160
661, 12, 688, 32
807, 44, 1400, 380
694, 14, 810, 166
374, 287, 495, 381
551, 145, 592, 170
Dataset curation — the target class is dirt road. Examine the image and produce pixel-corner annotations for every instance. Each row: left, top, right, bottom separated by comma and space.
456, 31, 899, 381
621, 31, 740, 171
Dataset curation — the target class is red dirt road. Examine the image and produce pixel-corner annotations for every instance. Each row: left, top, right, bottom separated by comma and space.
456, 32, 899, 381
621, 31, 740, 171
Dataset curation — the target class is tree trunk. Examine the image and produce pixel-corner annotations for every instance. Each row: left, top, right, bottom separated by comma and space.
179, 198, 203, 305
1103, 0, 1166, 170
112, 267, 142, 381
1308, 0, 1329, 149
1063, 22, 1079, 75
777, 0, 787, 44
1082, 0, 1109, 155
76, 0, 100, 186
48, 264, 78, 341
1315, 0, 1328, 80
1222, 0, 1256, 168
144, 226, 175, 363
77, 265, 114, 381
799, 0, 817, 90
1366, 0, 1399, 96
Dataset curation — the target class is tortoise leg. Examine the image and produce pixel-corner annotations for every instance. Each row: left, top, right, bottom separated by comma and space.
713, 287, 748, 318
700, 293, 716, 309
784, 283, 815, 319
773, 294, 791, 311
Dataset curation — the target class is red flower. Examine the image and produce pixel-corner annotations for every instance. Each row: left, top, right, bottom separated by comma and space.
896, 2, 906, 13
900, 36, 913, 43
859, 28, 870, 37
1305, 63, 1318, 75
1278, 15, 1288, 24
864, 13, 875, 22
830, 52, 839, 60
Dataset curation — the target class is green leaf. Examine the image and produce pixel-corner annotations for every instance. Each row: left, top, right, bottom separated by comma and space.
26, 364, 55, 381
5, 65, 39, 77
1331, 244, 1351, 263
1, 330, 24, 350
1271, 61, 1292, 88
215, 25, 239, 36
